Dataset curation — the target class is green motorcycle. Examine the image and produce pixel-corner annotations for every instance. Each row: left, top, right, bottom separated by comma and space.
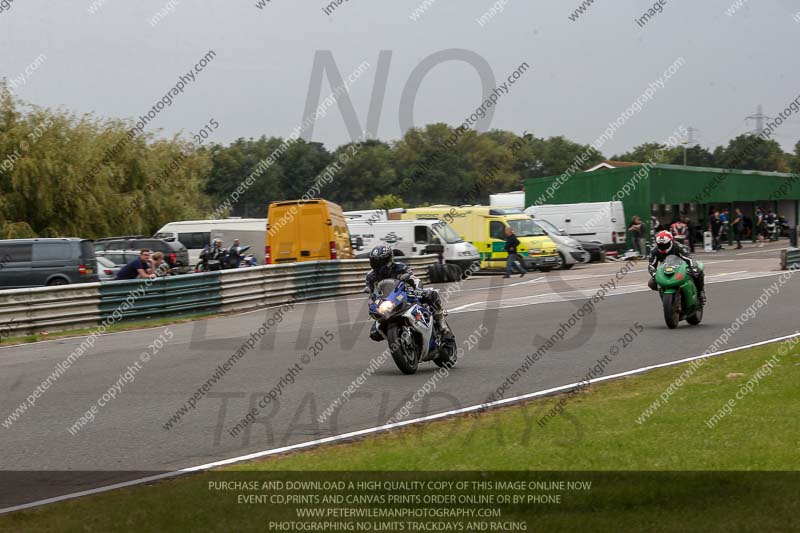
654, 255, 704, 329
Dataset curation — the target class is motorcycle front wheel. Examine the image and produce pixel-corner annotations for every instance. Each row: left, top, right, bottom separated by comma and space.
662, 291, 681, 329
386, 323, 419, 375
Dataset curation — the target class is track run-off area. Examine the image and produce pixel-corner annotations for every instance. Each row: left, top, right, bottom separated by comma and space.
0, 242, 797, 511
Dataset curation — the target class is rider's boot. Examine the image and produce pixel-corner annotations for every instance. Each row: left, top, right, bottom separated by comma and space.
434, 310, 454, 339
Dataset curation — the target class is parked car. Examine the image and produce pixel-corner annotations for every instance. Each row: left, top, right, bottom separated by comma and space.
529, 218, 588, 269
0, 238, 98, 288
96, 256, 121, 281
94, 237, 190, 273
93, 235, 147, 248
577, 240, 605, 262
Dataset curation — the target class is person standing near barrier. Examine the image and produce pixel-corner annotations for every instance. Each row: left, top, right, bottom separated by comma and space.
720, 209, 730, 246
710, 209, 722, 250
503, 226, 525, 278
669, 217, 688, 247
150, 252, 170, 277
116, 249, 155, 280
732, 208, 744, 249
683, 216, 696, 253
650, 215, 663, 246
629, 216, 646, 258
755, 206, 765, 246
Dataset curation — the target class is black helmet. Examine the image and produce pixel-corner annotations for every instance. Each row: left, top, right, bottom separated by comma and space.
369, 245, 393, 273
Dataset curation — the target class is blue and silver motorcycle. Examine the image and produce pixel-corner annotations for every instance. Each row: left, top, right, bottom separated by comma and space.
368, 278, 457, 374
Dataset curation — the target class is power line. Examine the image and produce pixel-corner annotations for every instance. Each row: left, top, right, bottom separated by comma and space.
686, 126, 698, 146
745, 104, 773, 136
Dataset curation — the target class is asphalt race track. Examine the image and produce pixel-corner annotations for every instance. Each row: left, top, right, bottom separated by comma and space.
1, 244, 797, 509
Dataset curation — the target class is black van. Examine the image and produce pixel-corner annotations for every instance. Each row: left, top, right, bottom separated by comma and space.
0, 238, 99, 288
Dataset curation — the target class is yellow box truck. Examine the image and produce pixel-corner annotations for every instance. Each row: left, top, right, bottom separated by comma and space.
266, 199, 355, 264
401, 205, 560, 271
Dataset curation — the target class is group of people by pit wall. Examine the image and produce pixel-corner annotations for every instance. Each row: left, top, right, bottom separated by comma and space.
627, 206, 788, 257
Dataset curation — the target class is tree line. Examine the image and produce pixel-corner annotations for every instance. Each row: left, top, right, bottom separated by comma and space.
2, 86, 799, 239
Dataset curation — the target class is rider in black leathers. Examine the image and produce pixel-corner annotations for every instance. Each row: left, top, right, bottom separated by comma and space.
198, 238, 226, 270
647, 230, 706, 304
365, 245, 452, 341
227, 238, 245, 268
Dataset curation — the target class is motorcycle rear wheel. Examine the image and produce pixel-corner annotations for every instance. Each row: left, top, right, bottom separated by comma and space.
662, 291, 681, 329
386, 324, 419, 375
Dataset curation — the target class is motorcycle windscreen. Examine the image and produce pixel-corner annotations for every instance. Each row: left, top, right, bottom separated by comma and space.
662, 255, 683, 268
376, 279, 399, 298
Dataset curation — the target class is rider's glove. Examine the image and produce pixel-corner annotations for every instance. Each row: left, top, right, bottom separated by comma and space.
648, 265, 656, 276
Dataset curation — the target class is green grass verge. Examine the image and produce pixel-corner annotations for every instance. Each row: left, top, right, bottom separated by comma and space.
2, 338, 798, 532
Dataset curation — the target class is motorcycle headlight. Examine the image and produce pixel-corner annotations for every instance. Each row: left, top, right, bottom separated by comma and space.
378, 301, 395, 315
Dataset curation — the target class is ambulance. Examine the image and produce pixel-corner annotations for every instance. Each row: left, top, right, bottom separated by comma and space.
400, 206, 560, 271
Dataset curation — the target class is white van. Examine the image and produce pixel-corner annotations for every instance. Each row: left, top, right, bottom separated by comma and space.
346, 219, 480, 273
155, 218, 267, 265
525, 201, 626, 252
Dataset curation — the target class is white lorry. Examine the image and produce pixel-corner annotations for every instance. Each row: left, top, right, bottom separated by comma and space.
345, 219, 480, 275
524, 201, 627, 253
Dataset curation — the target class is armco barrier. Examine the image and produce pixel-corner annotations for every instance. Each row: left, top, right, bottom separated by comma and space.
98, 272, 223, 322
0, 283, 101, 337
219, 255, 439, 313
781, 247, 800, 270
0, 255, 440, 335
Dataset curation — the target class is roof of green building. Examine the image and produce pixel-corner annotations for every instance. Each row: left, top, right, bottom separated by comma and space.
526, 163, 797, 182
629, 163, 794, 178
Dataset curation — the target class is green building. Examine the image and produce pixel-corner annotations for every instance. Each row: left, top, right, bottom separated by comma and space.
524, 163, 800, 244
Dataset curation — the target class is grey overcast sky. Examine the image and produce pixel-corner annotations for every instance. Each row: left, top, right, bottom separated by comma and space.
2, 0, 800, 156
